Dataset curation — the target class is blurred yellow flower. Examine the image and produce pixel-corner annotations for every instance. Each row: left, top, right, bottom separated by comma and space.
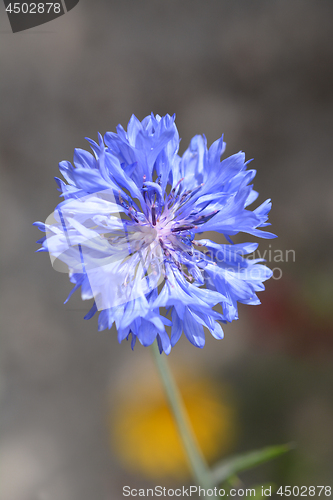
109, 372, 237, 480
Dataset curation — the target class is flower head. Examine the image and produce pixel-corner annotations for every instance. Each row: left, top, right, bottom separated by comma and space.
34, 113, 276, 354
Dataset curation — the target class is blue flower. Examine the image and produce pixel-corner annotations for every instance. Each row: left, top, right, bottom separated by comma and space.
34, 113, 276, 354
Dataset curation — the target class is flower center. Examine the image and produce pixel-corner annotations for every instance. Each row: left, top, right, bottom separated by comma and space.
113, 175, 218, 284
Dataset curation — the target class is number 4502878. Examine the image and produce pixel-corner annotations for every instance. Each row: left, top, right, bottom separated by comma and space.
276, 486, 331, 496
5, 3, 61, 14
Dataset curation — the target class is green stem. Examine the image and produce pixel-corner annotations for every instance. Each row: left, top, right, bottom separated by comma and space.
151, 340, 213, 489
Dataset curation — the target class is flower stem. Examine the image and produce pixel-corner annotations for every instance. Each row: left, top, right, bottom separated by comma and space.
151, 340, 212, 489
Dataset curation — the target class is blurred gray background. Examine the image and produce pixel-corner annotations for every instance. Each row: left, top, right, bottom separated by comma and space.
1, 1, 333, 499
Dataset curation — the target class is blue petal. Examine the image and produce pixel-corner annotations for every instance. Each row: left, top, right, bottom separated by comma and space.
183, 307, 205, 348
